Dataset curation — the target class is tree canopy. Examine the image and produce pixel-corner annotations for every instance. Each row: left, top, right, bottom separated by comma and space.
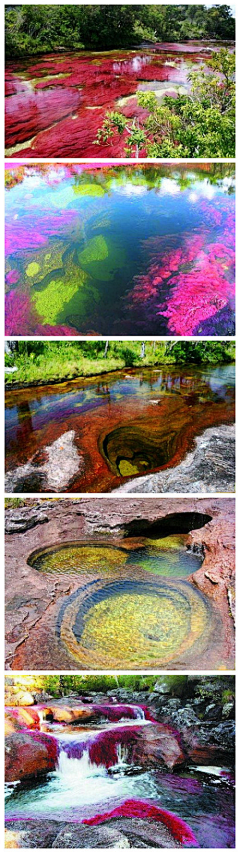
5, 4, 235, 57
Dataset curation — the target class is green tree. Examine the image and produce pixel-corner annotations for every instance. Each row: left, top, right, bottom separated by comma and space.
96, 49, 235, 158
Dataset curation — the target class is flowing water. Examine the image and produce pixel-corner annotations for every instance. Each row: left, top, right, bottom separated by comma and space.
5, 163, 235, 335
5, 363, 235, 492
5, 713, 235, 848
5, 43, 223, 158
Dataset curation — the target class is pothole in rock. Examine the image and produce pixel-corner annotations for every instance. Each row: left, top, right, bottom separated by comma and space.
27, 535, 203, 580
101, 425, 178, 476
56, 577, 215, 668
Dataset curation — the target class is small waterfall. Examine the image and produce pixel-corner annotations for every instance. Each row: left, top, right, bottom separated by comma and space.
57, 748, 108, 779
133, 705, 145, 720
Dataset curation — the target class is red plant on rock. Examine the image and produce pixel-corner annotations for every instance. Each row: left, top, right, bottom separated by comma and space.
83, 798, 198, 846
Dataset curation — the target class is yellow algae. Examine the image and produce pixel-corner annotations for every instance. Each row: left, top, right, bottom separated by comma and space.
26, 261, 40, 277
31, 544, 127, 575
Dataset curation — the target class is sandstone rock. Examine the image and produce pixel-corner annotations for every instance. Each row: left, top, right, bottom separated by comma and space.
222, 701, 235, 719
5, 431, 82, 492
5, 509, 49, 534
15, 691, 34, 706
5, 731, 58, 782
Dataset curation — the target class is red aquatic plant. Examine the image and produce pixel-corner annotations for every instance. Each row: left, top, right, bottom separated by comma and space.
5, 87, 82, 147
83, 799, 198, 846
5, 46, 210, 156
5, 290, 33, 336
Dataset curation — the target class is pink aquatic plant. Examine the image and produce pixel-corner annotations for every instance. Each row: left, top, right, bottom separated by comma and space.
35, 323, 80, 336
5, 290, 33, 335
6, 269, 20, 285
128, 205, 235, 335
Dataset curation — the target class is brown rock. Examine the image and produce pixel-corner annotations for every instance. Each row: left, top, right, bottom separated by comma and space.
5, 731, 57, 782
133, 723, 185, 769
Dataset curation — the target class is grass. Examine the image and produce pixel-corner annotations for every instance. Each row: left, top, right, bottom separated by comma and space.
5, 341, 235, 388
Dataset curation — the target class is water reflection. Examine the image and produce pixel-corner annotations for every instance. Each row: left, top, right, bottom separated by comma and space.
5, 164, 235, 336
5, 364, 235, 493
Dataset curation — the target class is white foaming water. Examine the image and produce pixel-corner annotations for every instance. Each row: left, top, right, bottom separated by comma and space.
57, 749, 108, 779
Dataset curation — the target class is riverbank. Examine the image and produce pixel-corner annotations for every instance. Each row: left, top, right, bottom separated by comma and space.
5, 341, 235, 388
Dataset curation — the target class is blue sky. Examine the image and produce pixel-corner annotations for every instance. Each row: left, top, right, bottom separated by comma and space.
205, 2, 236, 12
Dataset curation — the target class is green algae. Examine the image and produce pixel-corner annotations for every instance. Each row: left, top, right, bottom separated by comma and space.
77, 234, 126, 281
32, 276, 81, 323
145, 534, 187, 551
26, 261, 40, 278
73, 183, 105, 197
78, 235, 108, 265
23, 242, 65, 287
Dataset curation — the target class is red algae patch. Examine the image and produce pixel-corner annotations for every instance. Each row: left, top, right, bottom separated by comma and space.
5, 46, 211, 157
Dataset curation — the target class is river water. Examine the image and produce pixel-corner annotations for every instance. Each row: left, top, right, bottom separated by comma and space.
5, 163, 235, 335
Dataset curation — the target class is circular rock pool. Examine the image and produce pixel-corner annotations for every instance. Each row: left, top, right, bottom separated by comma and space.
56, 578, 214, 669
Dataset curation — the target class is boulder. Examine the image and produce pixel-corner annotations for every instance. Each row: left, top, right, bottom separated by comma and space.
133, 723, 185, 769
5, 731, 58, 782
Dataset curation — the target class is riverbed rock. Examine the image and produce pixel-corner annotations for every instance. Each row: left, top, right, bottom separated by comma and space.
52, 824, 131, 847
115, 425, 235, 493
5, 731, 58, 782
5, 508, 49, 534
5, 430, 82, 492
5, 821, 66, 849
5, 818, 180, 848
133, 723, 185, 769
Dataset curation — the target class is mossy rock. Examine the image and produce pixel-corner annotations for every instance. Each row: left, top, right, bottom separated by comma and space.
78, 235, 126, 281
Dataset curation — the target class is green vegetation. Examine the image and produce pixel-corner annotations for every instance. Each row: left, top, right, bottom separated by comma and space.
5, 341, 235, 387
5, 673, 235, 702
5, 4, 235, 58
97, 49, 235, 158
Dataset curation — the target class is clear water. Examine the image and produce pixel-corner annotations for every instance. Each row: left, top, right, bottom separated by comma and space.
5, 164, 235, 335
29, 536, 202, 580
